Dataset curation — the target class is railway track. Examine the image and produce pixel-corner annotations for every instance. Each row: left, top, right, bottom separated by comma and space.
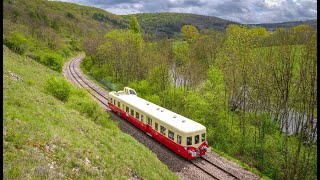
198, 157, 240, 179
66, 55, 109, 109
190, 160, 219, 179
64, 55, 256, 180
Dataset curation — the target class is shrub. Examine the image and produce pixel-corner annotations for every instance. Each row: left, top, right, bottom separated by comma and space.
144, 94, 161, 105
3, 32, 29, 55
67, 89, 113, 128
81, 56, 93, 71
46, 76, 71, 102
26, 53, 42, 62
61, 46, 72, 58
43, 52, 63, 72
27, 50, 64, 72
69, 37, 80, 51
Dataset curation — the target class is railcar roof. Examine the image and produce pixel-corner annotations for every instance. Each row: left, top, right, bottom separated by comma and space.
110, 92, 206, 133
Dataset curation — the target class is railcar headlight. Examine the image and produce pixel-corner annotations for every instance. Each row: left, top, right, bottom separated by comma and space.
191, 151, 196, 157
188, 150, 197, 157
201, 146, 207, 151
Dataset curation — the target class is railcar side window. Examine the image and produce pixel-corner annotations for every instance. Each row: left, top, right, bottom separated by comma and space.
118, 101, 120, 107
195, 135, 199, 144
202, 133, 206, 142
130, 109, 134, 116
160, 126, 166, 135
168, 130, 174, 141
126, 106, 129, 113
177, 135, 182, 144
147, 117, 152, 126
187, 137, 192, 145
141, 115, 144, 122
136, 112, 139, 119
155, 123, 158, 131
114, 99, 116, 105
110, 98, 113, 104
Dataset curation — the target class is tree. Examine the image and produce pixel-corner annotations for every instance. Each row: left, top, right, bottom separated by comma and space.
181, 25, 199, 42
97, 29, 144, 84
82, 34, 104, 57
171, 41, 190, 94
129, 16, 141, 33
192, 29, 224, 67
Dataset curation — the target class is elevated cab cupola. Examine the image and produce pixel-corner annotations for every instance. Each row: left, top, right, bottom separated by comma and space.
124, 87, 137, 96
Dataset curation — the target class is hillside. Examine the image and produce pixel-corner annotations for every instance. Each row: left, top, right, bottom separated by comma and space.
122, 12, 237, 38
3, 0, 128, 37
3, 45, 178, 179
3, 0, 129, 71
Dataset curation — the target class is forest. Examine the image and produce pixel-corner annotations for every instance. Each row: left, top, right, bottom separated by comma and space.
3, 0, 317, 179
82, 18, 317, 179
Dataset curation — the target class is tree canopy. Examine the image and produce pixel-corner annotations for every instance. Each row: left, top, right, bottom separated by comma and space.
181, 25, 199, 42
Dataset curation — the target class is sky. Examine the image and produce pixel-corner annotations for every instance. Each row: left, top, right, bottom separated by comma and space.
56, 0, 317, 24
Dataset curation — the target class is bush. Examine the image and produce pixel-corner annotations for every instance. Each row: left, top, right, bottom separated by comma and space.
144, 94, 161, 105
43, 52, 63, 72
3, 32, 29, 55
46, 76, 71, 102
90, 65, 107, 79
81, 56, 94, 70
67, 89, 113, 128
27, 50, 64, 72
69, 37, 80, 51
61, 46, 72, 58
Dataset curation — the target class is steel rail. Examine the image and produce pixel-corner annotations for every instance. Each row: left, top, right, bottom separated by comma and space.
67, 56, 109, 107
190, 161, 219, 179
201, 157, 240, 179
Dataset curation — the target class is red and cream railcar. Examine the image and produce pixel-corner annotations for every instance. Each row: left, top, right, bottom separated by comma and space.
108, 87, 210, 160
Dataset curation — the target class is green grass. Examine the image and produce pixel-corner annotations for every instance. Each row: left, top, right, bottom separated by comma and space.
3, 45, 178, 179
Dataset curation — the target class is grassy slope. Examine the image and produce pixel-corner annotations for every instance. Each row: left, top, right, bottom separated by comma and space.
3, 45, 178, 179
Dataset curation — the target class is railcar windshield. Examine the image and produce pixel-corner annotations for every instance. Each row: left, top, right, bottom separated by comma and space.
202, 133, 206, 142
195, 135, 199, 144
129, 90, 136, 95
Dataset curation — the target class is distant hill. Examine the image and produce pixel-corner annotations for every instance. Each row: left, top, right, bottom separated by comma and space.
3, 0, 316, 42
247, 19, 317, 31
122, 13, 238, 38
122, 13, 316, 38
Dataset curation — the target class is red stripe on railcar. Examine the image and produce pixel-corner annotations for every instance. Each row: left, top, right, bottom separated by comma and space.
109, 103, 208, 160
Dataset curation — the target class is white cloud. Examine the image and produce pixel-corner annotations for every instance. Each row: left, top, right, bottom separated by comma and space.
264, 0, 285, 8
